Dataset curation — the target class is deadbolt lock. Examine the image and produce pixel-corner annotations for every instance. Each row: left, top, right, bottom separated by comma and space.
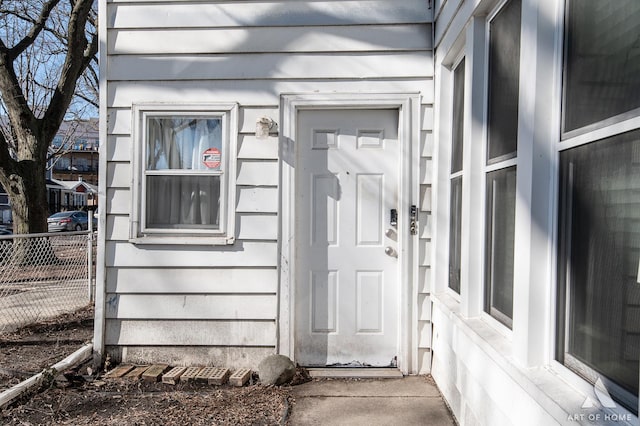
390, 209, 398, 227
410, 205, 418, 235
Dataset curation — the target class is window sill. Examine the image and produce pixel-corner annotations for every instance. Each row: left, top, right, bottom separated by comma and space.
129, 235, 235, 246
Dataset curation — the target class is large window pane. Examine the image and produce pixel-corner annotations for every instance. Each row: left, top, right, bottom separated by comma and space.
449, 176, 462, 293
563, 1, 640, 133
487, 0, 521, 162
557, 130, 640, 411
449, 58, 465, 294
146, 175, 221, 229
147, 117, 222, 171
485, 167, 516, 327
144, 116, 224, 231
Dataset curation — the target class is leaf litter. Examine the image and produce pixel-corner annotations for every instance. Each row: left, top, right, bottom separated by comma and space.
0, 307, 293, 425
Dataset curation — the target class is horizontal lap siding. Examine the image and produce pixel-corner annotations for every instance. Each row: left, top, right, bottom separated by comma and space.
106, 242, 277, 267
108, 53, 432, 81
105, 295, 277, 319
236, 187, 279, 213
109, 25, 431, 54
106, 320, 276, 346
104, 347, 275, 370
434, 0, 463, 47
419, 101, 434, 373
109, 1, 430, 29
104, 0, 433, 361
107, 79, 436, 109
107, 268, 278, 293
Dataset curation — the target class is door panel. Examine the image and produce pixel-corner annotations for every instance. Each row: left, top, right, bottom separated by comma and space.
356, 174, 384, 245
295, 109, 400, 367
311, 269, 337, 333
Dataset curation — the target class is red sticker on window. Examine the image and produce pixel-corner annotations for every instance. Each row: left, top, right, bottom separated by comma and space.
202, 148, 221, 169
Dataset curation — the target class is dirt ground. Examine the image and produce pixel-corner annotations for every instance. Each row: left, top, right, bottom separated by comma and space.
0, 307, 294, 425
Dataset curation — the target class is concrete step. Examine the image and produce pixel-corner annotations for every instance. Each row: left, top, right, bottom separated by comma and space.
307, 368, 403, 379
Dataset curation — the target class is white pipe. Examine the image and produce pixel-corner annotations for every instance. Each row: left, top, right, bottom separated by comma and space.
0, 343, 93, 409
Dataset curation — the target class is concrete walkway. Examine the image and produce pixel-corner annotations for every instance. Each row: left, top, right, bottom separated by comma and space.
0, 280, 89, 332
288, 376, 456, 425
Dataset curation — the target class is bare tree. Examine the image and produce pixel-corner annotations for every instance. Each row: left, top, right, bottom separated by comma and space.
0, 0, 97, 234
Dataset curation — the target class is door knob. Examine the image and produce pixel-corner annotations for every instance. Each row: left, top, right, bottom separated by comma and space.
385, 228, 397, 241
385, 246, 397, 258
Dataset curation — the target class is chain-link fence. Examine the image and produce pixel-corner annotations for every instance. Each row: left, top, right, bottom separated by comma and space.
0, 230, 95, 333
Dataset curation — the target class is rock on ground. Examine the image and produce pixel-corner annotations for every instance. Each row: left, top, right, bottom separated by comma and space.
258, 355, 296, 386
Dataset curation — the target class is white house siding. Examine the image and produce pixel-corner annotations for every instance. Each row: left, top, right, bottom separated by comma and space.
418, 107, 434, 373
432, 0, 639, 424
100, 0, 434, 371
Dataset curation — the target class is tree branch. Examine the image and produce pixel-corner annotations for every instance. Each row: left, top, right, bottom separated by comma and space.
8, 0, 62, 60
74, 90, 98, 109
0, 42, 37, 148
43, 0, 96, 137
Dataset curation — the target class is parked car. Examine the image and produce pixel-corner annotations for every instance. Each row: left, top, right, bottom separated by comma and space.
47, 211, 95, 232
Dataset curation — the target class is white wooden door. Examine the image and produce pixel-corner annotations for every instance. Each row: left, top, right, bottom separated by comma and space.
295, 109, 400, 367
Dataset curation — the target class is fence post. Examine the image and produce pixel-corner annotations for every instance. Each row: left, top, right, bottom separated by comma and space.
88, 215, 94, 302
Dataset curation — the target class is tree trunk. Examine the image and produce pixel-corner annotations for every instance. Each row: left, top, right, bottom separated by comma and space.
0, 159, 56, 266
0, 0, 98, 238
5, 160, 49, 235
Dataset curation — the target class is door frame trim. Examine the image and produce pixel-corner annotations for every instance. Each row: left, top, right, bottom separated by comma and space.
278, 93, 421, 374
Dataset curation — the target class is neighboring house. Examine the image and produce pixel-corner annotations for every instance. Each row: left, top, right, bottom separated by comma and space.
0, 178, 97, 224
49, 178, 98, 212
50, 118, 100, 186
0, 189, 10, 224
0, 118, 100, 223
49, 120, 100, 211
0, 118, 99, 221
97, 0, 639, 425
51, 149, 99, 186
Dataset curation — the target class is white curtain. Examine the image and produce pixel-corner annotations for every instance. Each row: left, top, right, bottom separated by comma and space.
145, 118, 222, 228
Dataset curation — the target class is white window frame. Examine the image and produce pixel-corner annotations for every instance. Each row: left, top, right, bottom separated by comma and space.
448, 54, 466, 297
480, 0, 522, 331
559, 0, 640, 141
555, 126, 640, 415
550, 0, 640, 415
130, 103, 238, 245
552, 0, 640, 415
432, 0, 639, 420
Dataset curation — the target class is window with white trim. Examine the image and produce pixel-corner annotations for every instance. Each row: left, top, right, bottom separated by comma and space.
484, 0, 521, 328
131, 104, 238, 244
449, 58, 465, 294
556, 0, 639, 414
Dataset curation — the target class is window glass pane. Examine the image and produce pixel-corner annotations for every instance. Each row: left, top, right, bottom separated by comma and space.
487, 0, 521, 162
147, 117, 223, 171
563, 1, 640, 133
146, 175, 220, 229
449, 176, 462, 293
557, 130, 640, 408
75, 157, 89, 171
485, 167, 516, 327
54, 157, 71, 171
451, 59, 465, 174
